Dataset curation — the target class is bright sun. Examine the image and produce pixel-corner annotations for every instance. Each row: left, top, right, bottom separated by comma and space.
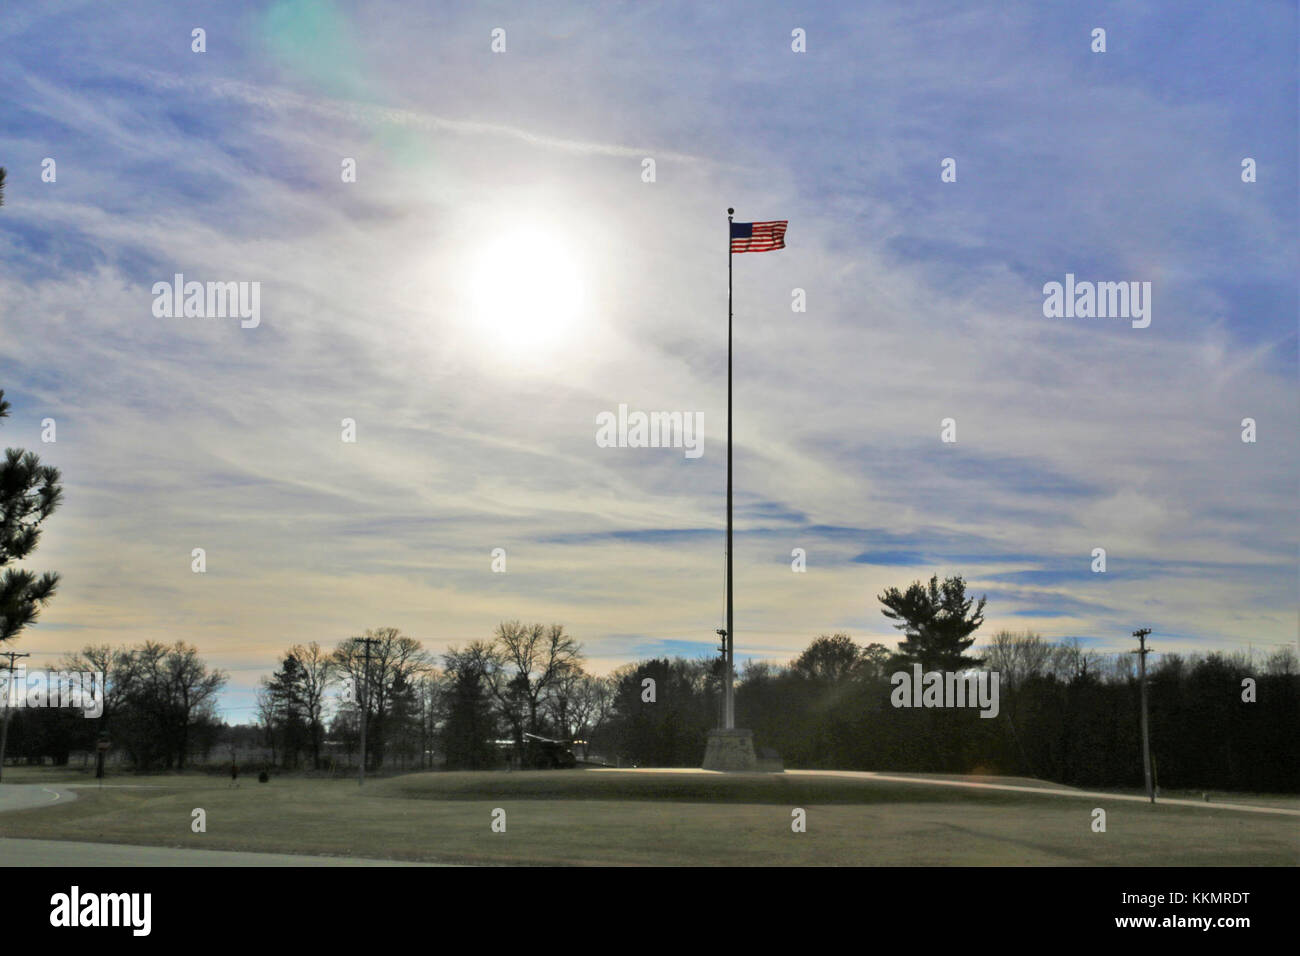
468, 227, 586, 350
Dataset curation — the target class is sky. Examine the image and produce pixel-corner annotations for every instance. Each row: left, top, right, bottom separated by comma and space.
1, 0, 1296, 721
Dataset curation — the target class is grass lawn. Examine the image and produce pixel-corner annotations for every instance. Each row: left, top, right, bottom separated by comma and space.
0, 766, 1295, 865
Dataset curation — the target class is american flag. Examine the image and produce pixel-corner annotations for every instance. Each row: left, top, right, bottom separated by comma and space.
730, 220, 787, 253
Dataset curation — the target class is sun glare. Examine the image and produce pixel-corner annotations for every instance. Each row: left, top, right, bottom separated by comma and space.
468, 227, 586, 350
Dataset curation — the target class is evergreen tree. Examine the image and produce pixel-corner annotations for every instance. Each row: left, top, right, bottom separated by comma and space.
0, 390, 63, 644
441, 649, 498, 770
878, 574, 986, 671
266, 653, 309, 768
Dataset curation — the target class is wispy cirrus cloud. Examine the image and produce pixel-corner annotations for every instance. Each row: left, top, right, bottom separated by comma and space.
0, 0, 1294, 720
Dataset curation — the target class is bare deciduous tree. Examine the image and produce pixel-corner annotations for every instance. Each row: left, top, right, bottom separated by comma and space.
546, 668, 614, 751
115, 641, 226, 769
333, 628, 430, 770
287, 641, 334, 768
491, 621, 584, 746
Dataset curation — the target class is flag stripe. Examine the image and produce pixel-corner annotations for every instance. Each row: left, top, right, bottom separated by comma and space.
730, 220, 787, 253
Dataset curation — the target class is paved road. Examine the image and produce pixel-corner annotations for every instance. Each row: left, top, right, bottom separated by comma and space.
0, 784, 446, 866
783, 769, 1300, 816
591, 767, 1300, 817
0, 784, 76, 812
0, 838, 447, 866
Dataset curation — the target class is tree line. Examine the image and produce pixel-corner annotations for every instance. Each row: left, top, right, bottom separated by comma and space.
5, 642, 226, 769
253, 621, 610, 772
4, 573, 1296, 793
1, 621, 606, 773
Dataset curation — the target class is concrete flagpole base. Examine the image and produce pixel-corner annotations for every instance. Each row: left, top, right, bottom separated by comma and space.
702, 728, 757, 771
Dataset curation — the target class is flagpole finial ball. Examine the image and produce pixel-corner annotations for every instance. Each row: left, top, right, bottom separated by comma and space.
727, 208, 734, 215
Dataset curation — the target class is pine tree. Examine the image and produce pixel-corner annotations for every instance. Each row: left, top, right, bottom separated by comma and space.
878, 574, 986, 671
266, 653, 309, 768
441, 654, 498, 770
0, 390, 63, 644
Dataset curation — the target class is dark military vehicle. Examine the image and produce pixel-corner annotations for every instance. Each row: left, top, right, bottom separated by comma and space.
522, 732, 577, 769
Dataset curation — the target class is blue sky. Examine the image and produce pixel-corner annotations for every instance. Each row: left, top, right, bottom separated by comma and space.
1, 0, 1295, 720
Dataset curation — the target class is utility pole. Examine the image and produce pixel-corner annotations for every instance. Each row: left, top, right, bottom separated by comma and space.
356, 637, 380, 786
0, 650, 32, 783
1131, 628, 1154, 803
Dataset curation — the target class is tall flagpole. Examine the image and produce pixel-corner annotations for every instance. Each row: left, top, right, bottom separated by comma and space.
703, 209, 759, 770
725, 207, 735, 730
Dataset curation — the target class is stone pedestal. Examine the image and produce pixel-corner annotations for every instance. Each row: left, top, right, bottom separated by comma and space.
702, 728, 757, 771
